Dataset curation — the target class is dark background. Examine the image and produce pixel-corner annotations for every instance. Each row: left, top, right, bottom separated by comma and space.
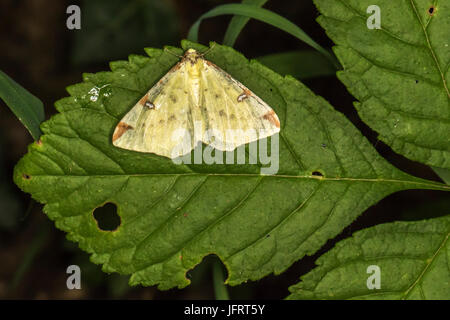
0, 0, 447, 299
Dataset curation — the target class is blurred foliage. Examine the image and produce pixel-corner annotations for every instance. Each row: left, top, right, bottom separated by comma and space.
0, 141, 23, 231
256, 50, 336, 79
71, 0, 179, 65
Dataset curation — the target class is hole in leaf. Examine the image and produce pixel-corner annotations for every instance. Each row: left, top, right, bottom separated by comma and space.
311, 171, 324, 177
93, 202, 121, 231
185, 255, 229, 291
22, 173, 31, 180
415, 80, 419, 84
428, 6, 435, 16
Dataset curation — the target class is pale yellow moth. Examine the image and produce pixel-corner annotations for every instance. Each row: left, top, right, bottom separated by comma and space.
112, 48, 280, 159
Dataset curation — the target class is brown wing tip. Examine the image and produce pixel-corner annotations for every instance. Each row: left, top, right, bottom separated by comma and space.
263, 110, 280, 128
112, 122, 133, 142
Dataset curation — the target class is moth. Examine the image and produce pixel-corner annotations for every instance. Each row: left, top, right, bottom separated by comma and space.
112, 48, 280, 159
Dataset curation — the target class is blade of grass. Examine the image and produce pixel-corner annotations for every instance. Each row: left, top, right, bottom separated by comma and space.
256, 50, 337, 79
0, 70, 44, 141
187, 3, 340, 68
223, 0, 268, 47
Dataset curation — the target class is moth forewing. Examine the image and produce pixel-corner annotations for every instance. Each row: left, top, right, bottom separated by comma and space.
112, 48, 280, 159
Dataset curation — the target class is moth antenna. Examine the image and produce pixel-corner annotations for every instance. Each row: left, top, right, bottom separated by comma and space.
164, 47, 183, 58
199, 43, 216, 57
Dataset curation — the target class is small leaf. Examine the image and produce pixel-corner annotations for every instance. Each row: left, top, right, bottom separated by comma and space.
223, 0, 269, 47
287, 215, 450, 300
314, 0, 450, 169
0, 70, 45, 140
13, 41, 449, 289
188, 3, 340, 68
256, 50, 337, 79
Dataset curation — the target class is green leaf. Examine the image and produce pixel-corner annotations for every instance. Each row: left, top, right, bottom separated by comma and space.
256, 50, 337, 79
0, 70, 45, 140
13, 41, 449, 290
187, 4, 340, 68
314, 0, 450, 169
432, 166, 450, 184
287, 215, 450, 300
223, 0, 269, 47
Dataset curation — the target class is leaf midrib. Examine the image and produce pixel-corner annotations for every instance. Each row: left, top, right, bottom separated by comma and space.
402, 231, 449, 299
26, 172, 450, 191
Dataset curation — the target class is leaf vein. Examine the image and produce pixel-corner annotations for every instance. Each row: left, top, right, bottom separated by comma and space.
225, 182, 321, 261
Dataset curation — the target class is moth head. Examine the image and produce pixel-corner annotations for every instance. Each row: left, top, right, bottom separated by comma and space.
183, 49, 201, 64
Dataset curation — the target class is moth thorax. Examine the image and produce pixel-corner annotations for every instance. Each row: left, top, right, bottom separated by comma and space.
186, 60, 201, 77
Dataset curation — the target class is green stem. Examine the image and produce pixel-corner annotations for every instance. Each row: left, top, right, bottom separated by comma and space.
213, 259, 230, 300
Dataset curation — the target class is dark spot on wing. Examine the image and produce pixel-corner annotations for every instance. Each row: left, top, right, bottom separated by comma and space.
144, 101, 155, 109
170, 94, 177, 103
219, 110, 225, 117
169, 115, 176, 121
